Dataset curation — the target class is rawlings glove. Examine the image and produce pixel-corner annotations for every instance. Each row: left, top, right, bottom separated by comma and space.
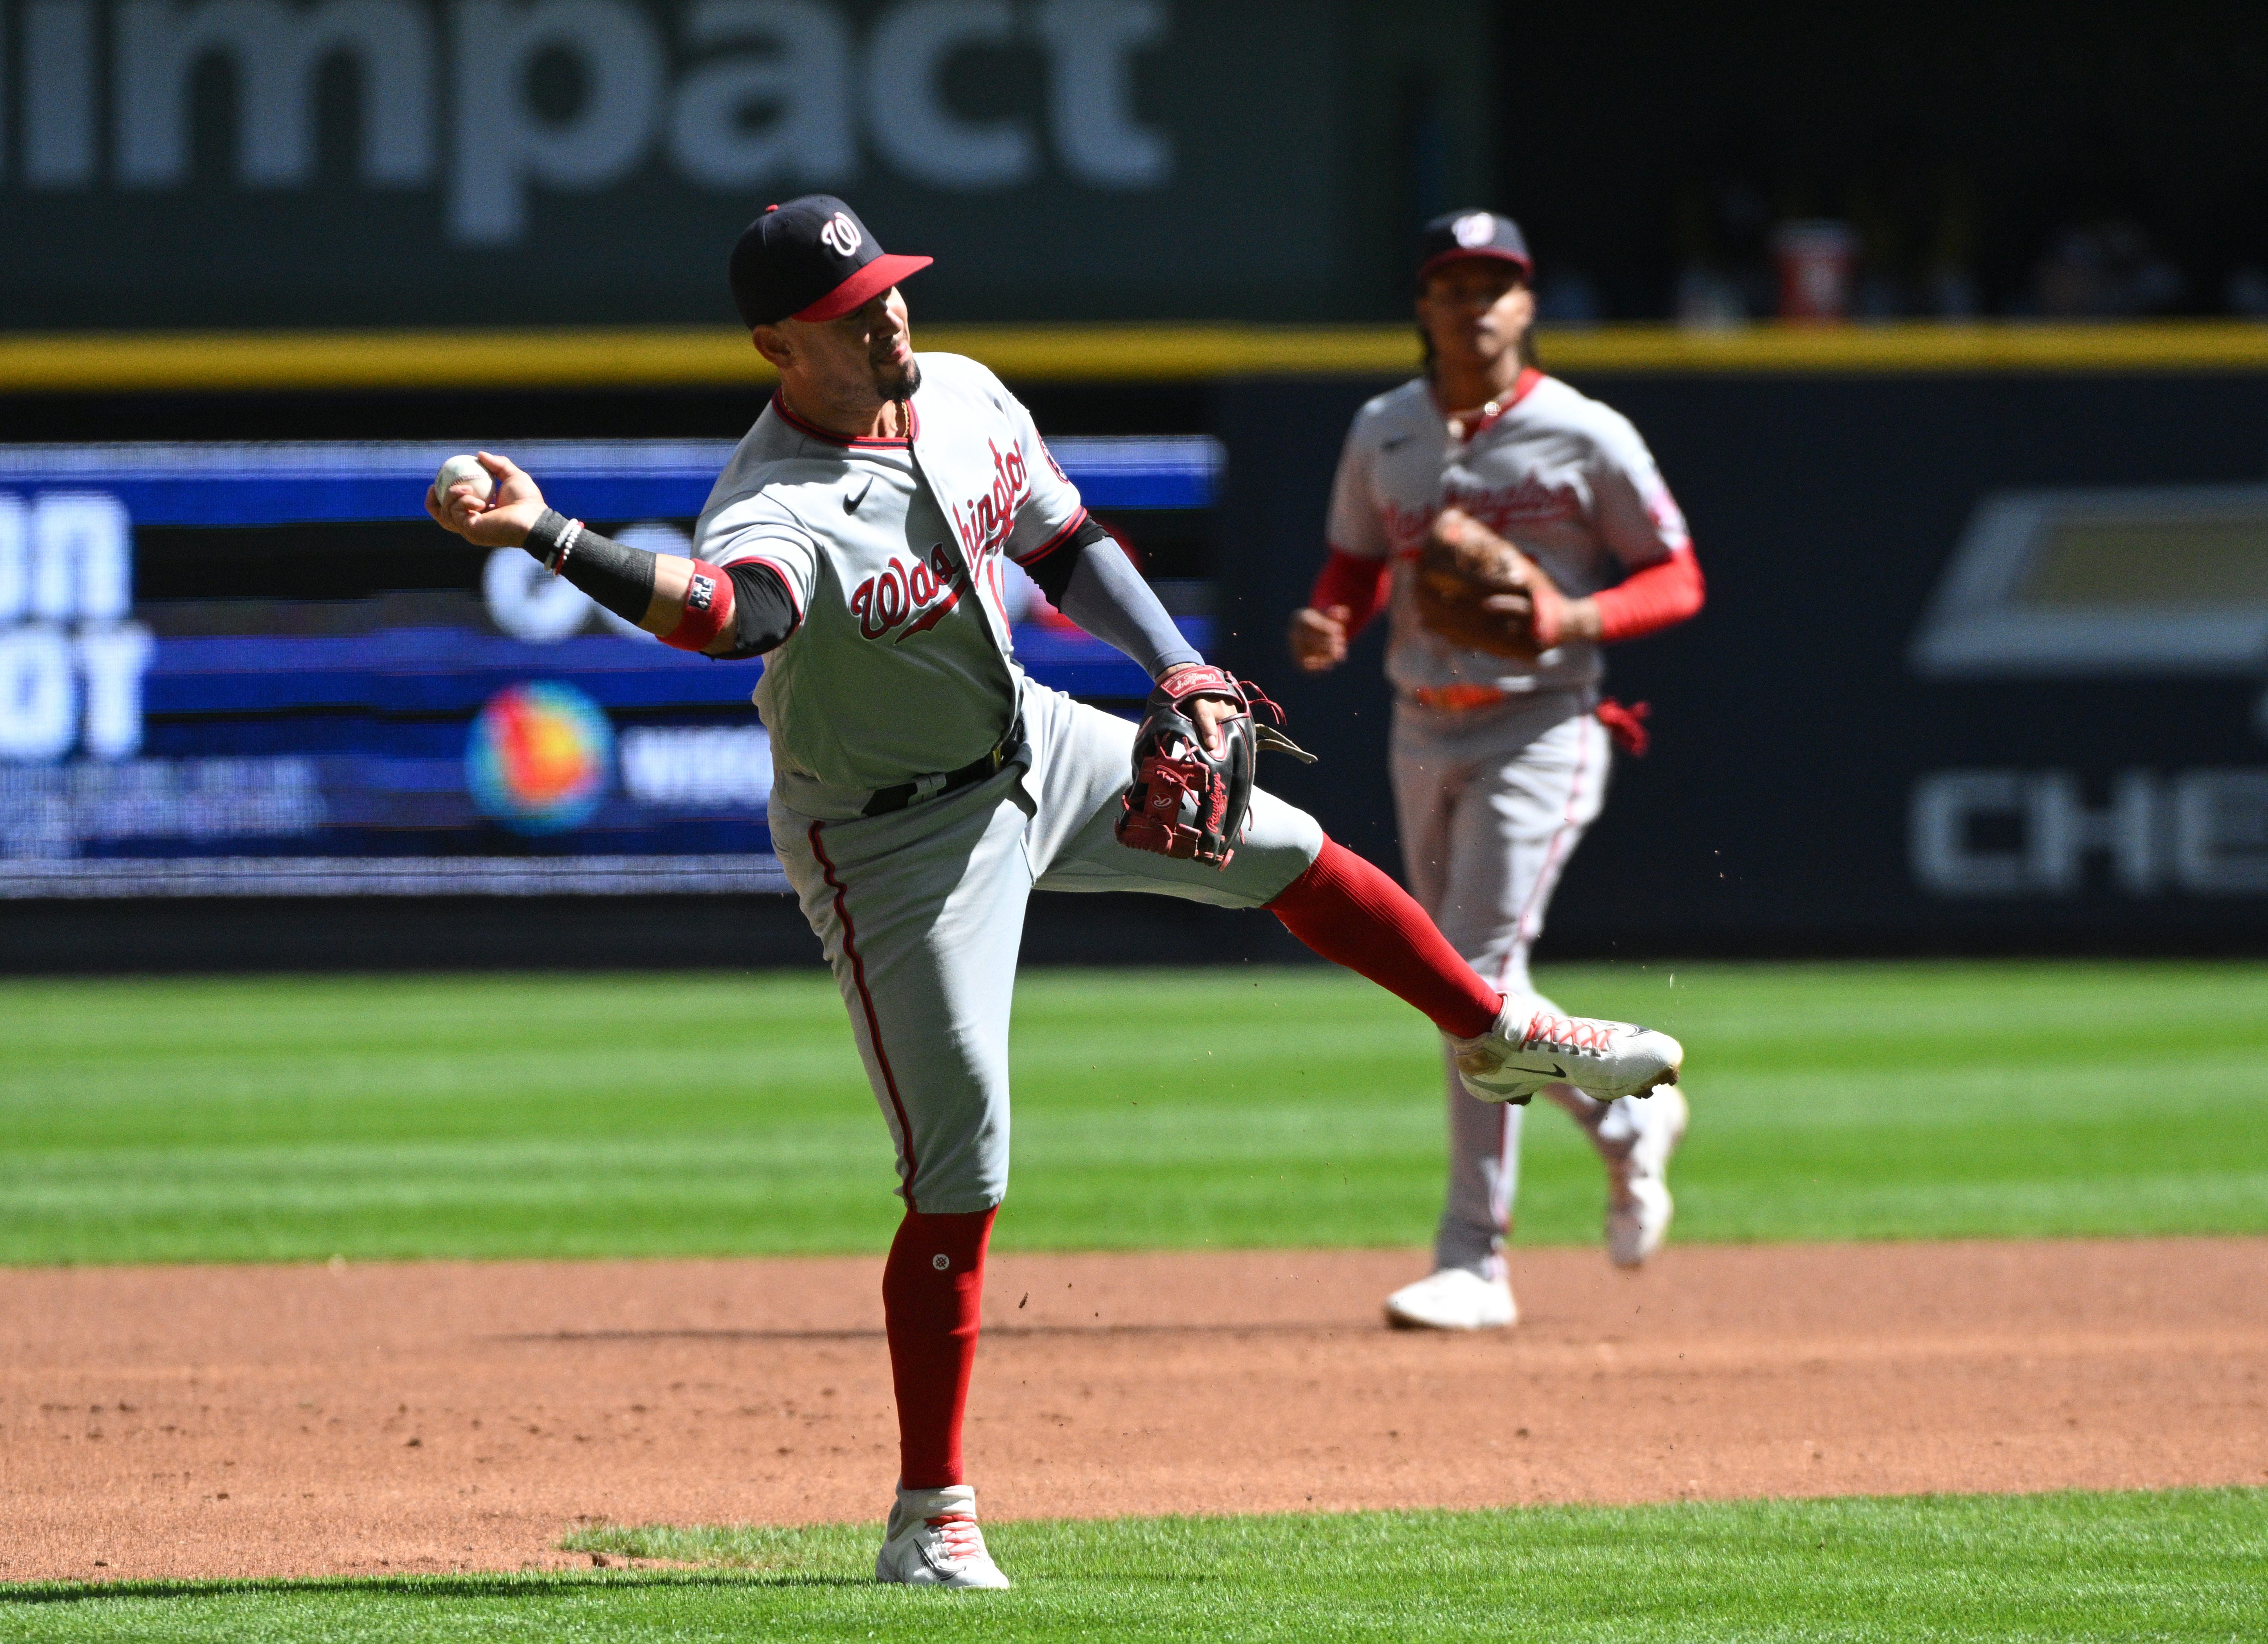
1116, 666, 1313, 868
1413, 506, 1568, 660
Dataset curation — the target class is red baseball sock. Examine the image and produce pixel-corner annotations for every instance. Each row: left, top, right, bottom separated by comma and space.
881, 1206, 996, 1490
1268, 836, 1502, 1040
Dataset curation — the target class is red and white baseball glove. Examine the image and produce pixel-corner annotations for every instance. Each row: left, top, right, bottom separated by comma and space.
1116, 666, 1312, 868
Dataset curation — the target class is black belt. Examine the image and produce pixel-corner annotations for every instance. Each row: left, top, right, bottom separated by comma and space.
861, 717, 1025, 817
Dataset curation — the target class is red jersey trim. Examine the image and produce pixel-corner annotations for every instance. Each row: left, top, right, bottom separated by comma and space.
1011, 506, 1088, 567
770, 390, 919, 449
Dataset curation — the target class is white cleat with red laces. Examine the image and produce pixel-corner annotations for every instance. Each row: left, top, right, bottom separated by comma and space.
1450, 1000, 1683, 1106
875, 1483, 1012, 1589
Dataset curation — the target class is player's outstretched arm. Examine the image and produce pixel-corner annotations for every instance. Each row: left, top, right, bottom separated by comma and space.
1017, 519, 1246, 751
426, 452, 797, 657
1024, 519, 1197, 673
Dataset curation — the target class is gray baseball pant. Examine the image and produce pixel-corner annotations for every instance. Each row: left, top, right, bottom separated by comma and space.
772, 680, 1325, 1215
1391, 691, 1618, 1275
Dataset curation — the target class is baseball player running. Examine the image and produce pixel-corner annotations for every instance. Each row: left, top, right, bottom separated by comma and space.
1290, 211, 1707, 1332
428, 197, 1683, 1589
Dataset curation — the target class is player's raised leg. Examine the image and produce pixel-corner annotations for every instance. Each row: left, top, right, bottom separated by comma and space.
1021, 685, 1680, 1097
1026, 686, 1490, 1029
772, 774, 1026, 1589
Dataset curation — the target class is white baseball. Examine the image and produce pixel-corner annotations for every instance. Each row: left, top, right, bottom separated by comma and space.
434, 453, 494, 506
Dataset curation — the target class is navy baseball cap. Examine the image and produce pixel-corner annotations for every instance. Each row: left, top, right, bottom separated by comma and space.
1416, 209, 1533, 285
729, 196, 933, 329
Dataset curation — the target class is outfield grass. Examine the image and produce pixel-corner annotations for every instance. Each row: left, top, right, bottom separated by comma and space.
0, 961, 2263, 1265
3, 1490, 2261, 1641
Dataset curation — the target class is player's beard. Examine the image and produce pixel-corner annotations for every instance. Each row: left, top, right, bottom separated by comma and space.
872, 347, 920, 403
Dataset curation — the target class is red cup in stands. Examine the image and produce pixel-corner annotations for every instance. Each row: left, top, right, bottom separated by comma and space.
1771, 220, 1857, 322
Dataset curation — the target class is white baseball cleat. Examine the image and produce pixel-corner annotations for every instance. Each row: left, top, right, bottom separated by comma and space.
1450, 1001, 1682, 1106
1601, 1082, 1689, 1269
875, 1483, 1011, 1589
1382, 1265, 1517, 1331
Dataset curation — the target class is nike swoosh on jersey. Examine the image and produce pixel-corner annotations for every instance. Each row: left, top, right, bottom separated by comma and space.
845, 477, 874, 513
1380, 435, 1413, 451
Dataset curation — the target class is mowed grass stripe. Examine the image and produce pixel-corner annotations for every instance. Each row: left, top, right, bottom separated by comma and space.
0, 962, 2262, 1265
4, 1490, 2263, 1641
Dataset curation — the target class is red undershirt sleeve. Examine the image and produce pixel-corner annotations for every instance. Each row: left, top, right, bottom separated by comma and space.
1308, 548, 1392, 638
1591, 548, 1705, 644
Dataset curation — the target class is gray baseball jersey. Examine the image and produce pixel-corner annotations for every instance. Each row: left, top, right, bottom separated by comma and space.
691, 351, 1086, 819
1325, 370, 1691, 699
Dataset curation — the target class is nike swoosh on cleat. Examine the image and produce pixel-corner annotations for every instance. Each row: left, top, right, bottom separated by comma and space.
845, 477, 874, 513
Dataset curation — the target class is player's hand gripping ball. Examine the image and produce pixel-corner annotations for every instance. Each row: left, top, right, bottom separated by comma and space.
424, 451, 550, 547
431, 453, 494, 510
1414, 506, 1567, 659
1116, 666, 1312, 869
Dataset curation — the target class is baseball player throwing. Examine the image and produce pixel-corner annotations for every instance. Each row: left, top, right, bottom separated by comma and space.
429, 197, 1683, 1588
1290, 211, 1707, 1332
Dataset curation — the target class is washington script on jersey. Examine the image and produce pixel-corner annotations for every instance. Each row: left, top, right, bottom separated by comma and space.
953, 439, 1052, 558
851, 543, 993, 643
845, 437, 1056, 643
1378, 474, 1585, 553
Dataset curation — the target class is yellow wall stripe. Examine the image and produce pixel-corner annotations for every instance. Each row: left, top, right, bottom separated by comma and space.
4, 320, 2268, 392
1542, 321, 2268, 374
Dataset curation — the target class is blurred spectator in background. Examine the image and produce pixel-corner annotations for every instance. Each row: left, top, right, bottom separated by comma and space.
2018, 126, 2188, 319
1650, 120, 2268, 322
2229, 267, 2268, 319
2031, 222, 2186, 318
1673, 127, 1985, 325
1671, 130, 1778, 326
1770, 220, 1858, 323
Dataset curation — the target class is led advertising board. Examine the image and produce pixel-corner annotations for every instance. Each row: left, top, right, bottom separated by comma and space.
0, 437, 1218, 895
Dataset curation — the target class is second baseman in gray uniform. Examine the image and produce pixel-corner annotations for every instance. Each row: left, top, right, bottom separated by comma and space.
1291, 210, 1708, 1331
431, 197, 1685, 1585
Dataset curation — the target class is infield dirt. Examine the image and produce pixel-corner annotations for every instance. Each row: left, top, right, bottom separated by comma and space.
5, 1238, 2264, 1583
